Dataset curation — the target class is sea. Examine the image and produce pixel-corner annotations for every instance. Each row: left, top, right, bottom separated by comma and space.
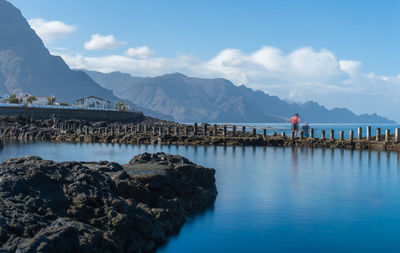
1, 123, 400, 252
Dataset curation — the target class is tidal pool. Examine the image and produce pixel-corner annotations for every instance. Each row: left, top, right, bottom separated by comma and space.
1, 142, 400, 252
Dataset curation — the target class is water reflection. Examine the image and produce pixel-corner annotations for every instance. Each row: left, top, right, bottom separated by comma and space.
1, 142, 400, 253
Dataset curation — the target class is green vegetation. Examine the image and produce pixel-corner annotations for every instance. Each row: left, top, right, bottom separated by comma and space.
47, 96, 56, 105
115, 101, 128, 111
59, 102, 69, 106
7, 94, 20, 104
26, 96, 37, 104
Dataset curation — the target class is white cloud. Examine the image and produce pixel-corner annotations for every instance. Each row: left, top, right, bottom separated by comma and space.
125, 46, 154, 59
56, 46, 400, 121
84, 34, 125, 50
28, 18, 75, 44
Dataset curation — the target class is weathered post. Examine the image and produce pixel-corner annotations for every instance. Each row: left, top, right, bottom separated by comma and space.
291, 130, 295, 140
339, 131, 344, 141
185, 126, 189, 136
232, 126, 236, 137
194, 123, 198, 135
263, 129, 267, 138
366, 126, 371, 140
144, 125, 149, 134
253, 128, 256, 137
330, 129, 334, 140
167, 126, 171, 135
385, 129, 390, 143
152, 127, 156, 136
242, 126, 246, 137
159, 127, 163, 136
204, 124, 208, 136
136, 125, 141, 133
395, 128, 400, 143
321, 130, 325, 140
175, 126, 179, 136
309, 129, 314, 139
223, 126, 227, 137
124, 125, 128, 133
79, 124, 83, 133
376, 128, 381, 141
282, 132, 286, 138
299, 130, 304, 140
214, 124, 218, 136
111, 126, 115, 136
358, 127, 362, 140
349, 130, 354, 141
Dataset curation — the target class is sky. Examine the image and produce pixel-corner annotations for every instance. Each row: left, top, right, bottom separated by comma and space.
7, 0, 400, 121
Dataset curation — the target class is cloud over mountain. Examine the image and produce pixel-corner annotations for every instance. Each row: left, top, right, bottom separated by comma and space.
84, 34, 125, 50
28, 18, 75, 43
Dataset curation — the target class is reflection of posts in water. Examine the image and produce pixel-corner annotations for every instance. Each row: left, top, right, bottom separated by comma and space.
386, 151, 390, 169
291, 147, 298, 171
396, 152, 400, 171
376, 151, 381, 170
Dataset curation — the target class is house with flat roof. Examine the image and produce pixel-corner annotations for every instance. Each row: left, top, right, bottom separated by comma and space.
76, 96, 111, 109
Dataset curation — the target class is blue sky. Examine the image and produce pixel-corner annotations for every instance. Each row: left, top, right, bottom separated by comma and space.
7, 0, 400, 121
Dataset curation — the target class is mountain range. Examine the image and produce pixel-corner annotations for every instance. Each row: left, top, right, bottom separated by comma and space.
0, 0, 395, 124
84, 70, 395, 123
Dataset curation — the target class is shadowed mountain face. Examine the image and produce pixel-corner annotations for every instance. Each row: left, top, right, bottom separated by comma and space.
85, 70, 395, 123
0, 0, 121, 104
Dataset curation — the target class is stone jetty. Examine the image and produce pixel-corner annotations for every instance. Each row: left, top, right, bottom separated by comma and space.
0, 152, 217, 252
1, 116, 400, 152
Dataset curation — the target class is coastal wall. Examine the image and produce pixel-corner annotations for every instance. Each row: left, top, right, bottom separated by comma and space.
0, 106, 144, 122
2, 117, 400, 152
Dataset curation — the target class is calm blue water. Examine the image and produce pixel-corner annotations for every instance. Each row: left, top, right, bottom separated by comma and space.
1, 142, 400, 252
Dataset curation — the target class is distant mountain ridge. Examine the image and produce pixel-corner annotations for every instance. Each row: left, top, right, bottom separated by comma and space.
0, 0, 122, 105
84, 70, 395, 123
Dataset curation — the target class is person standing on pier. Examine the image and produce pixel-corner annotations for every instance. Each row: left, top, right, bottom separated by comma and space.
290, 113, 300, 136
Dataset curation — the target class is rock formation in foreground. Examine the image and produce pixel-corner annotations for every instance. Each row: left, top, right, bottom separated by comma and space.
0, 153, 217, 252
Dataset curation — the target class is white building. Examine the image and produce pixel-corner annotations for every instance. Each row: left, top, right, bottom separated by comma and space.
76, 96, 111, 109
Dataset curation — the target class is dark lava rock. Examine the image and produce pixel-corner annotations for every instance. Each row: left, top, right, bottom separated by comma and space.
0, 153, 217, 252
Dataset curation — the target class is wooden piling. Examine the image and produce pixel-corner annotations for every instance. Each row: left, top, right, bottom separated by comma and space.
194, 123, 198, 135
252, 128, 256, 137
385, 129, 390, 143
357, 127, 362, 140
366, 126, 371, 140
321, 130, 325, 140
349, 130, 354, 141
232, 126, 236, 137
396, 128, 400, 143
175, 126, 179, 136
282, 132, 286, 138
330, 129, 334, 140
339, 131, 344, 141
214, 124, 218, 136
263, 129, 267, 138
299, 130, 304, 140
309, 129, 314, 139
185, 126, 189, 136
204, 124, 208, 136
376, 128, 381, 141
291, 131, 295, 140
242, 126, 246, 136
223, 126, 227, 137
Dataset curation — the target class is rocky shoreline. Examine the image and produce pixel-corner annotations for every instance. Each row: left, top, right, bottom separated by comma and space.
0, 152, 217, 252
1, 116, 400, 152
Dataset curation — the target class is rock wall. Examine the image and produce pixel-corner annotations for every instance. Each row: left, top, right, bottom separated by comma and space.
0, 153, 217, 252
0, 106, 144, 122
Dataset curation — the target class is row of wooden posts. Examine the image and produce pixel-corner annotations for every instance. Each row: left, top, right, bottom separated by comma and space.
54, 122, 400, 142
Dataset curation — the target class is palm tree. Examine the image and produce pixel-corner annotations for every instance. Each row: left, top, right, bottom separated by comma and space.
7, 94, 20, 104
47, 96, 56, 105
26, 96, 37, 104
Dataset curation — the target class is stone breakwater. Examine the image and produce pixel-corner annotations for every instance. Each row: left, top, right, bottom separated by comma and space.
1, 116, 400, 152
0, 152, 217, 252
